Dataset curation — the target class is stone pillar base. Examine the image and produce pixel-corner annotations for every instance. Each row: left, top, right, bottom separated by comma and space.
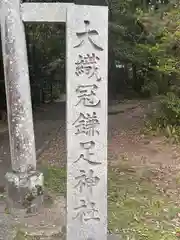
5, 171, 44, 217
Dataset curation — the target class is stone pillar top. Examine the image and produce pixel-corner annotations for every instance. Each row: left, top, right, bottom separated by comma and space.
75, 0, 107, 6
22, 0, 108, 6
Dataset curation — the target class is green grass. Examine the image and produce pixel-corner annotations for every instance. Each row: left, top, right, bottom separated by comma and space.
13, 230, 34, 240
42, 166, 66, 195
108, 164, 179, 239
42, 163, 179, 240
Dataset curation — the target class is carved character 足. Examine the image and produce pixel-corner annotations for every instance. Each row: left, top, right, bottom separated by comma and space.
74, 141, 101, 165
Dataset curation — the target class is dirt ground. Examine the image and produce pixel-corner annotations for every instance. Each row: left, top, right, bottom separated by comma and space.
39, 98, 180, 173
0, 102, 65, 187
34, 99, 180, 201
107, 99, 180, 194
37, 98, 180, 239
2, 98, 180, 239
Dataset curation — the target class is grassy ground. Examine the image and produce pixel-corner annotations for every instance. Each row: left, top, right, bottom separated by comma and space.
13, 99, 180, 239
108, 164, 178, 240
41, 162, 180, 240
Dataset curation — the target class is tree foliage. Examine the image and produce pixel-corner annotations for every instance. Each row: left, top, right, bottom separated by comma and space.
24, 0, 180, 132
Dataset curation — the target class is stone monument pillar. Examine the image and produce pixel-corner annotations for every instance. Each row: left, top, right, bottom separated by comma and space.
66, 4, 108, 239
0, 0, 43, 216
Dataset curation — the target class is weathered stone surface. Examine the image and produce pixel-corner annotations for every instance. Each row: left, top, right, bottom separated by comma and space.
0, 200, 17, 240
0, 194, 65, 240
66, 4, 108, 240
21, 2, 72, 23
5, 171, 43, 216
0, 0, 45, 216
1, 0, 109, 238
0, 0, 36, 173
17, 196, 66, 239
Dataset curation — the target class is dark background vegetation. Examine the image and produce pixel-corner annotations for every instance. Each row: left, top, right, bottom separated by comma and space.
1, 0, 180, 138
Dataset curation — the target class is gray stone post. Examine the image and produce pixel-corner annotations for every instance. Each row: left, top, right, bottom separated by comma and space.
66, 4, 108, 239
0, 0, 43, 216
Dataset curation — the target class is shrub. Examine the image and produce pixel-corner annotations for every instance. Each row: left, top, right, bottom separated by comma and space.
145, 92, 180, 143
160, 92, 180, 126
